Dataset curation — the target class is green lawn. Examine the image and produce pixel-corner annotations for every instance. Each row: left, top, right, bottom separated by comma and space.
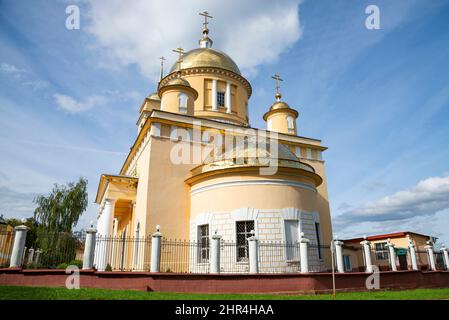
0, 286, 449, 300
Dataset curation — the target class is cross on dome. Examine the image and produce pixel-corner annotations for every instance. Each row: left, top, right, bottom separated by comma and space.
159, 56, 166, 81
272, 74, 283, 101
198, 11, 213, 48
199, 11, 213, 29
172, 47, 185, 74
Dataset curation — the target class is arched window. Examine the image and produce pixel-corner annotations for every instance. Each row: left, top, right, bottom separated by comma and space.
287, 116, 295, 133
178, 93, 188, 113
267, 118, 273, 131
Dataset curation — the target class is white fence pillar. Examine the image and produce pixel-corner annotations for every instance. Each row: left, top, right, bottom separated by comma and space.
248, 231, 259, 274
9, 224, 29, 268
150, 225, 162, 273
210, 231, 221, 274
407, 235, 418, 271
299, 232, 309, 273
360, 237, 373, 273
425, 241, 436, 271
441, 246, 449, 271
334, 240, 345, 273
386, 239, 397, 271
82, 227, 97, 270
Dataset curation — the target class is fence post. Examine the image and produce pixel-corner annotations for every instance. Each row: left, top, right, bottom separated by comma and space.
407, 235, 418, 271
360, 237, 373, 273
210, 230, 221, 274
26, 248, 35, 265
334, 239, 345, 273
248, 230, 259, 274
34, 249, 42, 265
386, 239, 397, 271
82, 226, 97, 270
150, 225, 162, 273
9, 223, 29, 268
441, 245, 449, 271
299, 232, 309, 273
425, 240, 436, 271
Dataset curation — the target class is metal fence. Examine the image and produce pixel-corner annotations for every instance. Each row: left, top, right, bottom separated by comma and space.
21, 232, 86, 269
0, 230, 15, 268
94, 235, 152, 271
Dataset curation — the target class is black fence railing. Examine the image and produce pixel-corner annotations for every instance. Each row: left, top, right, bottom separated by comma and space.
9, 232, 449, 274
21, 232, 86, 269
94, 235, 152, 271
0, 230, 15, 268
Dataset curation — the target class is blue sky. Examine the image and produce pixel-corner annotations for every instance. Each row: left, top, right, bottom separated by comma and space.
1, 0, 448, 245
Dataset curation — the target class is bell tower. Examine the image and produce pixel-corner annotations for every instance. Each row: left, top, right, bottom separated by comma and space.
263, 74, 299, 135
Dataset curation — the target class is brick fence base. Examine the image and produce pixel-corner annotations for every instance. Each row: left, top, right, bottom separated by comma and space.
1, 268, 449, 294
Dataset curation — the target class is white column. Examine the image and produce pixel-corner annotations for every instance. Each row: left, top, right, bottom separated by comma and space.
360, 237, 373, 273
441, 246, 449, 271
9, 224, 29, 268
101, 199, 115, 236
386, 239, 397, 271
334, 240, 345, 273
150, 225, 162, 272
425, 241, 436, 271
210, 230, 221, 274
97, 198, 115, 271
82, 227, 97, 270
248, 230, 259, 274
299, 232, 310, 273
113, 218, 119, 236
408, 236, 418, 271
225, 82, 231, 113
211, 79, 217, 111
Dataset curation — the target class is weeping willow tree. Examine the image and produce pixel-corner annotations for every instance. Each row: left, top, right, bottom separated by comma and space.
33, 178, 88, 267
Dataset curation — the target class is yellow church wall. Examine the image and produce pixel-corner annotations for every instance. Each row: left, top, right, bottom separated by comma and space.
143, 137, 196, 239
182, 73, 249, 125
267, 112, 297, 135
189, 170, 318, 219
160, 88, 195, 115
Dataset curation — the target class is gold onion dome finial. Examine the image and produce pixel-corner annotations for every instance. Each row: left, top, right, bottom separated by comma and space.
199, 11, 213, 48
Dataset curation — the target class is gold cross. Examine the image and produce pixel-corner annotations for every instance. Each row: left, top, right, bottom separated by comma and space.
272, 74, 283, 95
199, 11, 213, 29
172, 47, 185, 71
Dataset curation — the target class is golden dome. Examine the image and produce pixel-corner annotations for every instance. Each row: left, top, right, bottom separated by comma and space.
147, 92, 160, 100
269, 101, 291, 111
164, 77, 192, 87
169, 48, 241, 75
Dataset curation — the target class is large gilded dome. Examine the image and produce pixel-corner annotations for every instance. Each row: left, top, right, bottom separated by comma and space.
169, 48, 241, 75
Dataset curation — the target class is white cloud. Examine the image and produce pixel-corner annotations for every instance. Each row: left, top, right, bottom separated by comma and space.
335, 175, 449, 243
84, 0, 302, 79
53, 94, 107, 113
0, 62, 49, 89
53, 89, 140, 113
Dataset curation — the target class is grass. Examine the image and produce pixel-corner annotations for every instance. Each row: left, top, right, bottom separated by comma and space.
0, 286, 449, 300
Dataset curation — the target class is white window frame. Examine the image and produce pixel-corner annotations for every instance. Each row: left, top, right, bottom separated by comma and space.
178, 93, 188, 114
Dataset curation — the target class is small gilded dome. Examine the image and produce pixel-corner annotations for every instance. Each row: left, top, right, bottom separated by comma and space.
147, 92, 161, 100
164, 77, 192, 88
269, 101, 291, 111
169, 48, 241, 75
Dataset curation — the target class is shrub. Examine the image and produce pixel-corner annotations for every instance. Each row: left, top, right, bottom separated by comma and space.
68, 260, 83, 268
105, 263, 112, 272
56, 263, 69, 269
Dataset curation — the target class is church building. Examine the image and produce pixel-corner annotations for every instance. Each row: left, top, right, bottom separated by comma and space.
94, 12, 333, 271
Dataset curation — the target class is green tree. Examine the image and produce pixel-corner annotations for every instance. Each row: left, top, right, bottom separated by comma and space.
33, 177, 88, 233
33, 178, 88, 267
